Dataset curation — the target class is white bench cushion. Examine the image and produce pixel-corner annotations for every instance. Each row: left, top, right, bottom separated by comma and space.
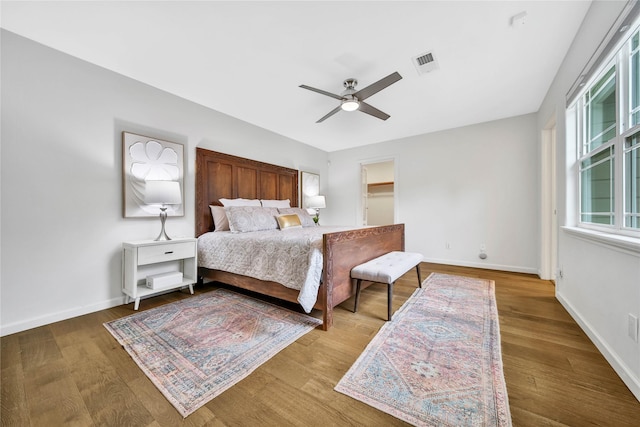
351, 251, 423, 284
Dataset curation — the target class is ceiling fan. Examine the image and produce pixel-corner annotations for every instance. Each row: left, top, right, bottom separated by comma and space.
299, 71, 402, 123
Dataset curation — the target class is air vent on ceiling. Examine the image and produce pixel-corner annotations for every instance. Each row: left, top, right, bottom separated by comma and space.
412, 51, 439, 75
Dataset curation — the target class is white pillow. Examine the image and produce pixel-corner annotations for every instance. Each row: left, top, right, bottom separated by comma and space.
260, 199, 291, 208
209, 205, 230, 232
278, 207, 316, 227
225, 206, 279, 233
219, 198, 261, 207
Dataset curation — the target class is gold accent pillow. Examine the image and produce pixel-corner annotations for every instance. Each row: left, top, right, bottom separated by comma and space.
276, 214, 302, 230
277, 208, 316, 227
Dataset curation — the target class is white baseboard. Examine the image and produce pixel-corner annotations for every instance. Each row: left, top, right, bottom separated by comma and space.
557, 291, 640, 402
0, 296, 126, 337
422, 257, 539, 276
0, 286, 196, 337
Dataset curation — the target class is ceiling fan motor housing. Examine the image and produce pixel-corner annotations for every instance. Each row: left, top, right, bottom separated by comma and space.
343, 78, 358, 92
341, 79, 359, 111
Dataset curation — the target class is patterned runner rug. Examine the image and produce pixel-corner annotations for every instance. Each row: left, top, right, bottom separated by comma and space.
104, 289, 321, 417
335, 273, 512, 426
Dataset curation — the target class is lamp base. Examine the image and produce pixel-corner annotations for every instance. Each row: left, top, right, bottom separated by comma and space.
154, 208, 172, 241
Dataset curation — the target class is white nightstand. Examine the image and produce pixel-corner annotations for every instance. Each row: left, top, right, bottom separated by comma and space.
122, 238, 197, 310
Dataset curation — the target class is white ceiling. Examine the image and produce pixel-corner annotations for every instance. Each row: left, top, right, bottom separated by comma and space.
1, 1, 592, 152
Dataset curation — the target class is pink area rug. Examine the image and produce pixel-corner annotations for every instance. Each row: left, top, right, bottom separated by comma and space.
335, 273, 512, 426
104, 289, 321, 417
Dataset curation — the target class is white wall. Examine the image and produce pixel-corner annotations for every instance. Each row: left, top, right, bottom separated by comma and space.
0, 30, 328, 335
536, 1, 640, 400
327, 113, 539, 274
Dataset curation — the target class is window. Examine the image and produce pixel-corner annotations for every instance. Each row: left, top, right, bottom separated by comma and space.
580, 66, 616, 226
584, 66, 616, 153
572, 26, 640, 237
626, 132, 640, 227
581, 145, 614, 225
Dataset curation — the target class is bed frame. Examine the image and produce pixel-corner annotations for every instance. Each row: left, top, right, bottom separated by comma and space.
195, 147, 404, 330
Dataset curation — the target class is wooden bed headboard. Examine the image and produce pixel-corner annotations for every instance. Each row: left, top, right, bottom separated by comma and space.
195, 148, 299, 237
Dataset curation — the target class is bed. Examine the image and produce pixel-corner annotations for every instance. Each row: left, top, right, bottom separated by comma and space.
195, 147, 404, 330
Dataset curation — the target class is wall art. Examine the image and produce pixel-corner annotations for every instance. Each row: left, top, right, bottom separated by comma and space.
301, 171, 320, 209
122, 131, 184, 218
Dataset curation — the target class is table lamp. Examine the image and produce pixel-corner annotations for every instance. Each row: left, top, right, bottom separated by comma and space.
144, 180, 182, 240
307, 195, 326, 224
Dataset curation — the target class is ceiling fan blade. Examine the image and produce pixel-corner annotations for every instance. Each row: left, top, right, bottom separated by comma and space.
316, 105, 342, 123
299, 84, 343, 100
353, 72, 402, 101
358, 102, 390, 121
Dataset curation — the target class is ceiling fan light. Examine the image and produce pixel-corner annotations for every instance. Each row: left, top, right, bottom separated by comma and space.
341, 99, 360, 112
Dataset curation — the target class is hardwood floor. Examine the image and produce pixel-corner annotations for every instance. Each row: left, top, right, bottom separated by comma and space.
2, 263, 639, 426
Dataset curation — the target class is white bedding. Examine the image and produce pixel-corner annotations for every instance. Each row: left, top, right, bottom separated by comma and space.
197, 226, 354, 312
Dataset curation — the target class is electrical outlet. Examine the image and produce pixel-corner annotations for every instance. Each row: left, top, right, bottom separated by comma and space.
628, 314, 639, 342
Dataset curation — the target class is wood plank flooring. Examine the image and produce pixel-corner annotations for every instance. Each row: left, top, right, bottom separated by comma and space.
2, 263, 639, 426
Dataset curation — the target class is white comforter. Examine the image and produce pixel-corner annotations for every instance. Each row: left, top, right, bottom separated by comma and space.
197, 226, 354, 312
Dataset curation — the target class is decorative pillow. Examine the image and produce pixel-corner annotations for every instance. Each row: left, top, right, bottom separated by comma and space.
219, 198, 261, 207
260, 199, 291, 208
278, 207, 316, 227
209, 205, 230, 232
276, 214, 302, 230
225, 206, 279, 233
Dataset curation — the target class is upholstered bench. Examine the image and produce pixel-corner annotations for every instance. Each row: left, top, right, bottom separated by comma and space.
351, 251, 423, 320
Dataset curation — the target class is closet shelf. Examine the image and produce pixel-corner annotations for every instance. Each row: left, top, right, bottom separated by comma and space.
367, 181, 394, 188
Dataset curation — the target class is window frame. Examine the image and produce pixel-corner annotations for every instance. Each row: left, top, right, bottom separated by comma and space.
572, 24, 640, 239
623, 128, 640, 228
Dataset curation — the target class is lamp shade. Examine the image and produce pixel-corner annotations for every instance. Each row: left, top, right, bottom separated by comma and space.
307, 195, 326, 209
144, 180, 182, 205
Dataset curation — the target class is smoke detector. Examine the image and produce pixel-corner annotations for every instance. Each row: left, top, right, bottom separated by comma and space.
412, 51, 439, 75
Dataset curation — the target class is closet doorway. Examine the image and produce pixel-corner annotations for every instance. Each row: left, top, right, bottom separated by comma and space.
361, 160, 395, 226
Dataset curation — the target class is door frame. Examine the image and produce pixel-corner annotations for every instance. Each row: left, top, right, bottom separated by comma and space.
541, 117, 558, 281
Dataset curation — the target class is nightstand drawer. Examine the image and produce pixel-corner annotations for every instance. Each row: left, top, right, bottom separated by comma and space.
137, 242, 196, 265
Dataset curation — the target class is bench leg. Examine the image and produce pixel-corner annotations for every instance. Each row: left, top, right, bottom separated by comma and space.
416, 264, 422, 288
354, 279, 362, 313
388, 282, 394, 321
